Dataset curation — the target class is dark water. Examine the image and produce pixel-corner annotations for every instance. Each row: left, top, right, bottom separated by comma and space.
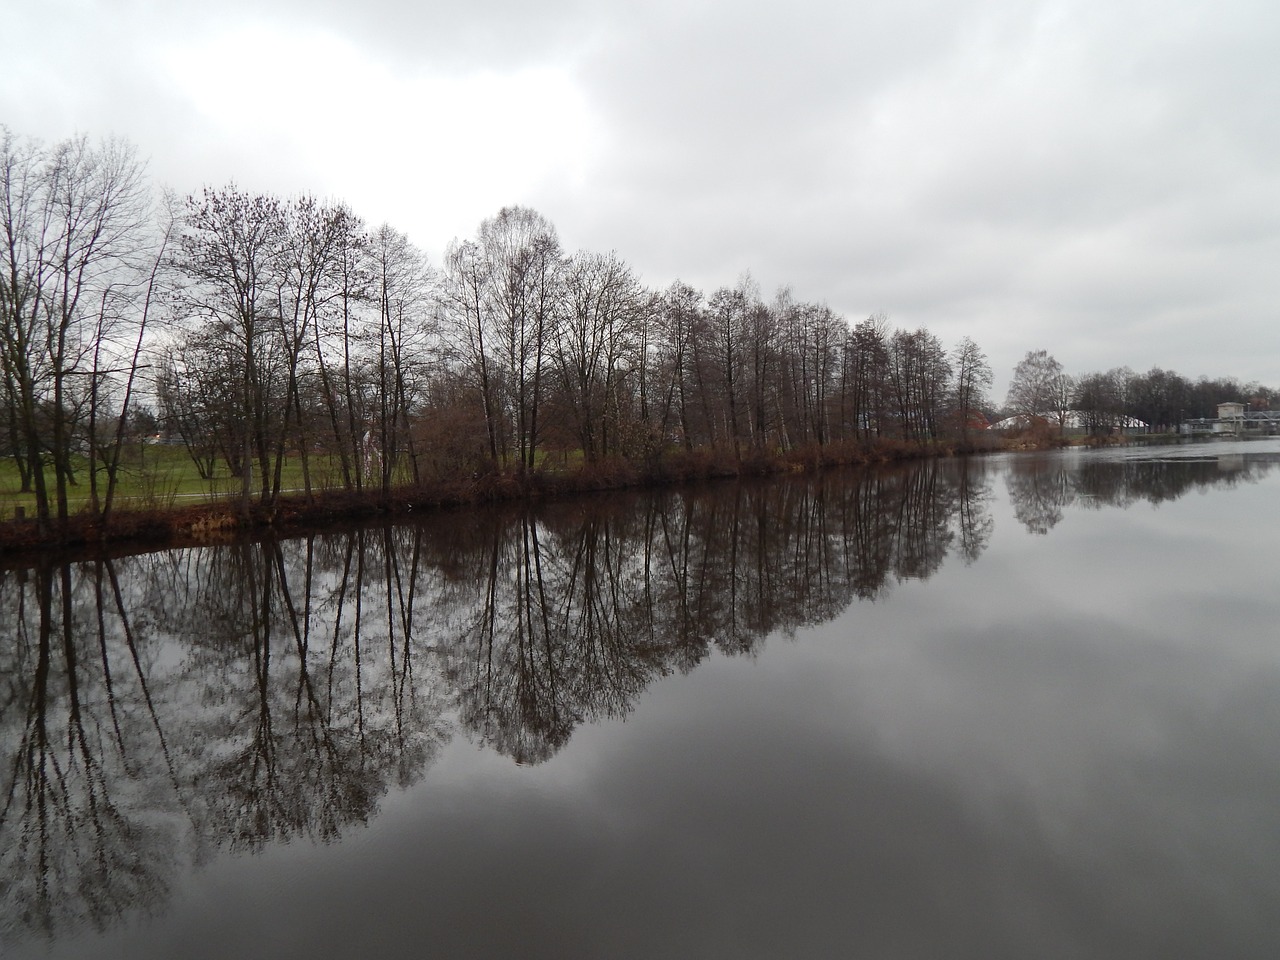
3, 442, 1279, 959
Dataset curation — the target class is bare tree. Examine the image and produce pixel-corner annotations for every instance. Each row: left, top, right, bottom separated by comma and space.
270, 196, 356, 497
155, 335, 234, 480
484, 207, 562, 473
950, 336, 992, 440
652, 281, 703, 451
440, 207, 563, 474
1127, 366, 1191, 433
0, 127, 151, 530
367, 223, 435, 490
553, 250, 646, 462
173, 186, 287, 509
90, 204, 176, 523
442, 238, 502, 468
1073, 369, 1126, 436
1005, 349, 1069, 428
704, 282, 752, 457
887, 328, 950, 441
841, 315, 890, 444
777, 297, 843, 449
740, 288, 777, 453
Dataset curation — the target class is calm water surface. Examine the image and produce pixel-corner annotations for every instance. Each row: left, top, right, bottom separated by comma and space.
3, 441, 1279, 959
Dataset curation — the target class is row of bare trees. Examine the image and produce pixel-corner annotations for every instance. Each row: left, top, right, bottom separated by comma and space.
1071, 366, 1273, 434
438, 213, 996, 476
128, 193, 1006, 508
159, 188, 433, 505
1003, 348, 1274, 436
5, 127, 1004, 523
10, 126, 1280, 528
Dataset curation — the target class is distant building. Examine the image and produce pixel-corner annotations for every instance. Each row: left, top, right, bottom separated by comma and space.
1182, 402, 1280, 436
1216, 402, 1245, 433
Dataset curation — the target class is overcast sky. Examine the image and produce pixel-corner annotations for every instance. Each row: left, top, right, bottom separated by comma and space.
4, 0, 1277, 396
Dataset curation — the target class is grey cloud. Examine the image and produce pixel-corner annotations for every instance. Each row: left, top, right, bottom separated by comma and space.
540, 0, 1279, 385
7, 0, 1278, 389
126, 0, 607, 66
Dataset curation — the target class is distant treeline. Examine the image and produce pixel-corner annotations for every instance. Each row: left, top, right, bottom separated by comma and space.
1003, 348, 1276, 437
2, 128, 1270, 532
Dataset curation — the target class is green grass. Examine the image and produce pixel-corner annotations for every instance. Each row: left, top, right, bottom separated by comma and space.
0, 444, 417, 520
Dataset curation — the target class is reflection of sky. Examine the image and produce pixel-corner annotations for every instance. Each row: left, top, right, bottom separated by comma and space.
20, 444, 1280, 960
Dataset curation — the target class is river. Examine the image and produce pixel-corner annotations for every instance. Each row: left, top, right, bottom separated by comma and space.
3, 441, 1278, 959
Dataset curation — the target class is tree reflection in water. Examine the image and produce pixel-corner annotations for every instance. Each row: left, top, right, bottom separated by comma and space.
1003, 450, 1272, 534
1, 451, 1272, 947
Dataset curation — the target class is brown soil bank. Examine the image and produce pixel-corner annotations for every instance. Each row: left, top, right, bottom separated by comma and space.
0, 439, 992, 563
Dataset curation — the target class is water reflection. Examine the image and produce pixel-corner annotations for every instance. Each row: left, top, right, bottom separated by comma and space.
0, 449, 1274, 948
1004, 448, 1273, 533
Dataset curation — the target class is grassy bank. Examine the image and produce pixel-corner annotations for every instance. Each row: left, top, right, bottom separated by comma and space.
0, 436, 1000, 560
0, 444, 425, 519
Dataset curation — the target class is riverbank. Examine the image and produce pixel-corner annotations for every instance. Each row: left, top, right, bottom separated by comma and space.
1, 437, 1010, 560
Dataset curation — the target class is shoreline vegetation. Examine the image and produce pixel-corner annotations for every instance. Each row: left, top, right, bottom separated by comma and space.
5, 127, 1271, 563
1, 437, 996, 560
0, 428, 1217, 562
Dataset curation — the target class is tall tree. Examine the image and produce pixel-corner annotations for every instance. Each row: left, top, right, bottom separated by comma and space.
0, 127, 151, 530
650, 281, 703, 451
174, 186, 285, 509
1072, 367, 1132, 436
554, 250, 646, 462
367, 222, 434, 490
740, 290, 777, 453
442, 237, 502, 468
783, 301, 843, 448
704, 282, 752, 457
887, 328, 950, 441
89, 205, 175, 522
1127, 366, 1190, 433
442, 207, 563, 473
950, 336, 992, 440
842, 315, 890, 444
482, 207, 562, 473
1006, 349, 1071, 432
272, 196, 352, 497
